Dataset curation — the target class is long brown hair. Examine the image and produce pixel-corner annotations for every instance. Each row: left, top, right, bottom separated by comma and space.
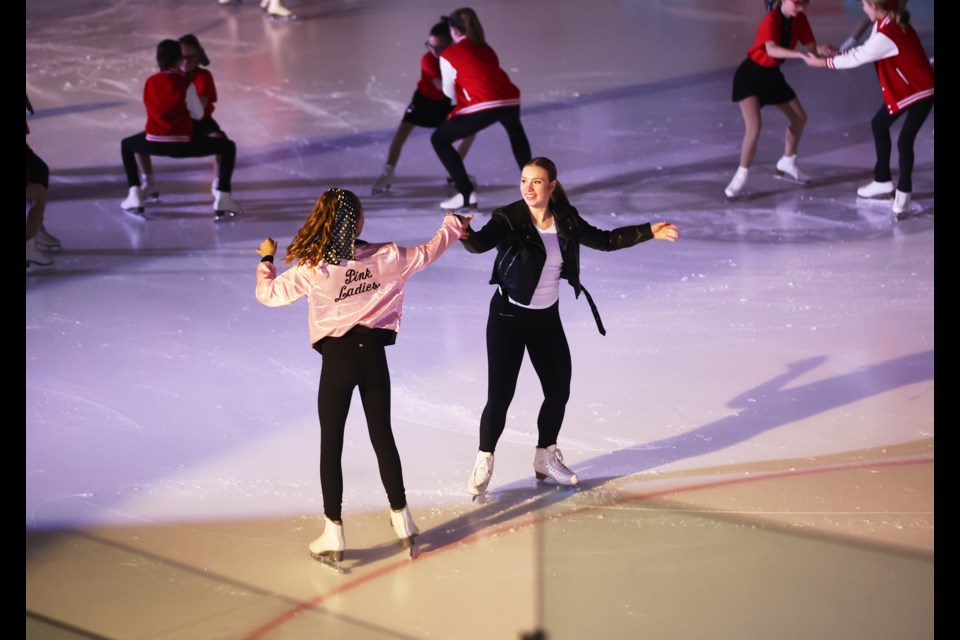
285, 188, 363, 266
524, 157, 571, 210
449, 8, 486, 46
867, 0, 911, 26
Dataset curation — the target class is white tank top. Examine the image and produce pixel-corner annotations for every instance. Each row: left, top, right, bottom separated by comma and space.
509, 220, 562, 309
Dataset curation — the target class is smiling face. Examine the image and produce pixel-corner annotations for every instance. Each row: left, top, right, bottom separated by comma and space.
180, 43, 201, 74
520, 164, 556, 210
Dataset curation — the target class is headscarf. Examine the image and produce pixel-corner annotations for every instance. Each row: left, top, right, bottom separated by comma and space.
322, 188, 359, 265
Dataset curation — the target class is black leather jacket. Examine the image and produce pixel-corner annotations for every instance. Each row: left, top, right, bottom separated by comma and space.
460, 199, 653, 334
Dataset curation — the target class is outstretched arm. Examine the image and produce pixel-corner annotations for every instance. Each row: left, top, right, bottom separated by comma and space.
255, 237, 311, 307
651, 222, 679, 242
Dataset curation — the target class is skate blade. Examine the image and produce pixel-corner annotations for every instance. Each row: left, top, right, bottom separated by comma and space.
399, 536, 419, 559
145, 192, 160, 202
857, 193, 895, 201
310, 551, 345, 573
267, 13, 297, 21
773, 171, 809, 184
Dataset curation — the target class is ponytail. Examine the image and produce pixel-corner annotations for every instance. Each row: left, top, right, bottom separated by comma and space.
449, 7, 486, 46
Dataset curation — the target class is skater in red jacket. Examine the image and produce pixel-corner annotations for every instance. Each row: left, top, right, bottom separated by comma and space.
803, 0, 933, 217
371, 17, 475, 195
724, 0, 836, 199
431, 7, 532, 210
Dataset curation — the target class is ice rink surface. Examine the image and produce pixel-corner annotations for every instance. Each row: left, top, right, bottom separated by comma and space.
26, 1, 933, 638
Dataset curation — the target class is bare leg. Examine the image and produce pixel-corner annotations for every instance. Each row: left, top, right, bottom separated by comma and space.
456, 134, 476, 161
26, 183, 47, 240
774, 98, 807, 158
386, 122, 415, 167
737, 96, 762, 169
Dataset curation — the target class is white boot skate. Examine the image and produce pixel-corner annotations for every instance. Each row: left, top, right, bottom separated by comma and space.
26, 238, 54, 268
724, 167, 749, 199
35, 224, 61, 251
140, 173, 159, 201
775, 155, 809, 183
534, 445, 579, 486
371, 164, 395, 195
467, 451, 495, 496
857, 180, 895, 199
265, 0, 296, 19
439, 190, 477, 211
213, 190, 243, 221
390, 505, 420, 558
308, 516, 345, 572
893, 190, 912, 217
121, 186, 145, 215
211, 178, 219, 197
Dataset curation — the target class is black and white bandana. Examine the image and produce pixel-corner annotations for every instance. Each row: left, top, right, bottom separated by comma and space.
322, 188, 359, 265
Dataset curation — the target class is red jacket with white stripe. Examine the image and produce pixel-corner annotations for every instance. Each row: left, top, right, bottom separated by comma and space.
143, 70, 194, 142
439, 39, 520, 117
417, 52, 446, 101
827, 16, 933, 114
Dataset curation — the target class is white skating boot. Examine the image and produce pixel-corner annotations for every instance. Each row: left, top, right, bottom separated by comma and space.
534, 445, 579, 486
775, 155, 809, 183
140, 173, 159, 201
892, 190, 912, 217
211, 178, 219, 197
26, 238, 54, 268
121, 186, 145, 215
390, 505, 420, 558
35, 224, 61, 251
857, 180, 895, 199
265, 0, 296, 19
467, 451, 495, 496
439, 190, 478, 210
724, 167, 749, 199
213, 189, 243, 221
308, 516, 345, 572
371, 164, 395, 195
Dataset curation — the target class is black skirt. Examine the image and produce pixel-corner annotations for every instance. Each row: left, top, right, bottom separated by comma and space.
731, 58, 797, 106
401, 89, 453, 128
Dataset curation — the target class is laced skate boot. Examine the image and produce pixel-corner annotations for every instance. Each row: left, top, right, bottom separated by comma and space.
308, 516, 345, 572
121, 186, 145, 215
534, 445, 579, 486
35, 225, 61, 251
893, 190, 912, 217
775, 155, 809, 183
467, 451, 495, 496
724, 167, 749, 199
140, 173, 159, 201
371, 164, 395, 195
439, 190, 477, 210
857, 180, 895, 199
265, 0, 296, 19
26, 239, 54, 268
213, 190, 243, 221
390, 505, 420, 557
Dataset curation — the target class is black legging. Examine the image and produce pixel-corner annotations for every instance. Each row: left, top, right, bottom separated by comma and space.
479, 290, 572, 453
871, 96, 934, 193
431, 106, 531, 198
316, 333, 406, 522
120, 132, 236, 191
26, 144, 49, 188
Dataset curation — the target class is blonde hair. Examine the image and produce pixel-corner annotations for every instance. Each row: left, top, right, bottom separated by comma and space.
867, 0, 911, 26
285, 189, 362, 266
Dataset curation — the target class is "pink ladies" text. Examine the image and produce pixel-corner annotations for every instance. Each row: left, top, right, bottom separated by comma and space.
335, 267, 380, 302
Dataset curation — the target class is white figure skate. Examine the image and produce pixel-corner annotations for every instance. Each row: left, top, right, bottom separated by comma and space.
308, 516, 345, 573
774, 155, 809, 183
534, 445, 579, 486
857, 180, 895, 200
121, 186, 145, 215
724, 167, 749, 199
390, 506, 420, 558
467, 451, 495, 496
371, 164, 395, 195
439, 190, 478, 211
213, 189, 243, 221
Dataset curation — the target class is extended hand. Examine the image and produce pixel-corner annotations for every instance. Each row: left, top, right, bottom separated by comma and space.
651, 222, 679, 242
257, 237, 278, 257
803, 51, 828, 67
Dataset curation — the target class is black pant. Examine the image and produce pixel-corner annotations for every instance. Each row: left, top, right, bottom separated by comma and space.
871, 96, 934, 193
479, 290, 572, 452
431, 106, 531, 197
26, 144, 49, 188
120, 132, 236, 191
316, 333, 406, 521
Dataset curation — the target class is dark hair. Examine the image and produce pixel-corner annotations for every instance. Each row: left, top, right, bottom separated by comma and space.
524, 157, 570, 210
156, 39, 182, 71
430, 16, 452, 41
449, 8, 486, 46
179, 33, 211, 66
